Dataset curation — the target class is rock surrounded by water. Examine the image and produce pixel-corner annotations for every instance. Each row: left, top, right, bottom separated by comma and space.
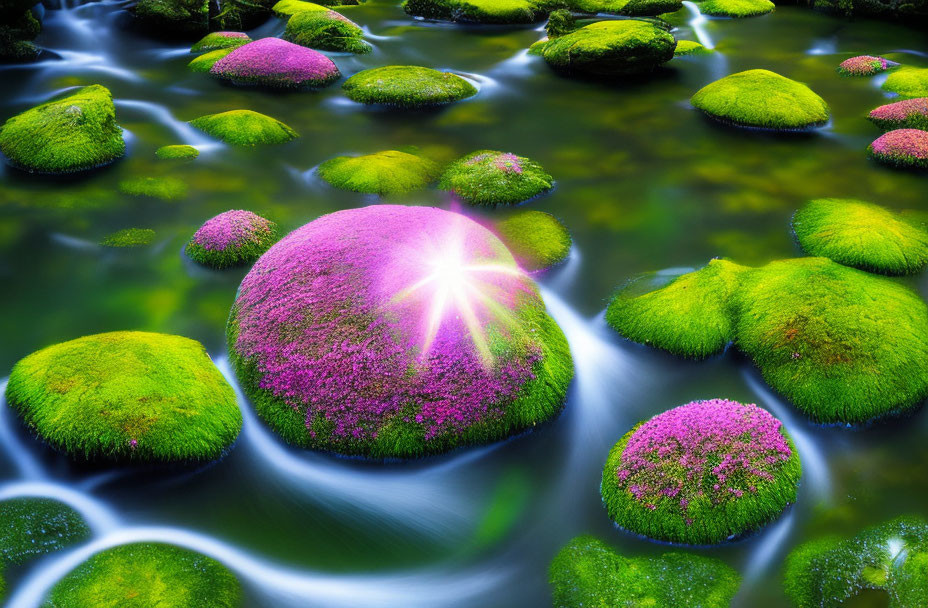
186, 209, 279, 268
869, 97, 928, 131
493, 210, 572, 272
227, 205, 573, 459
189, 109, 298, 145
0, 497, 90, 566
209, 37, 340, 88
342, 65, 478, 108
283, 9, 371, 54
317, 149, 441, 195
868, 128, 928, 169
403, 0, 547, 24
439, 150, 554, 206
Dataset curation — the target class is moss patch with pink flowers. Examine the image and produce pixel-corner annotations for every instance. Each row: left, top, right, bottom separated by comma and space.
439, 150, 553, 206
869, 128, 928, 169
836, 55, 890, 76
210, 37, 340, 88
186, 210, 279, 268
869, 98, 928, 131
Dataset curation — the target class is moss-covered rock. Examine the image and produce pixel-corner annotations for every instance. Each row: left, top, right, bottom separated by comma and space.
187, 47, 233, 72
210, 38, 340, 88
494, 210, 571, 271
6, 331, 242, 463
550, 535, 740, 607
189, 110, 298, 146
0, 498, 90, 566
0, 85, 125, 174
602, 399, 801, 544
101, 227, 157, 248
342, 65, 477, 108
0, 8, 41, 63
882, 67, 928, 98
317, 149, 441, 195
868, 128, 928, 169
836, 55, 890, 76
691, 69, 830, 130
271, 0, 329, 17
44, 543, 242, 607
698, 0, 774, 17
784, 516, 928, 607
529, 20, 676, 76
438, 150, 553, 206
119, 176, 189, 200
569, 0, 684, 16
210, 0, 277, 30
283, 9, 371, 54
675, 39, 712, 56
227, 205, 573, 459
186, 210, 278, 268
133, 0, 209, 37
403, 0, 547, 24
802, 0, 927, 22
869, 98, 928, 131
792, 198, 928, 275
190, 31, 251, 52
155, 144, 200, 160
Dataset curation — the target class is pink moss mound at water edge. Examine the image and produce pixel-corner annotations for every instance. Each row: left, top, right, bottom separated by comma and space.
226, 205, 573, 459
601, 399, 802, 545
210, 38, 340, 88
868, 129, 928, 169
837, 55, 889, 76
186, 210, 279, 269
869, 98, 928, 131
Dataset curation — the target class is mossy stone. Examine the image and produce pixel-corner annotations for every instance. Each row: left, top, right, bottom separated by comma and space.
317, 149, 441, 195
190, 31, 251, 52
342, 65, 477, 108
868, 128, 928, 169
44, 543, 242, 608
189, 110, 298, 146
283, 10, 371, 54
271, 0, 329, 16
155, 144, 199, 160
691, 69, 830, 130
868, 98, 928, 131
570, 0, 684, 15
550, 535, 741, 606
187, 47, 233, 72
675, 39, 712, 56
403, 0, 546, 24
133, 0, 209, 37
100, 227, 156, 248
698, 0, 774, 17
119, 176, 189, 200
6, 331, 242, 463
792, 198, 928, 275
0, 85, 125, 174
494, 210, 571, 271
882, 67, 928, 98
438, 149, 554, 206
0, 498, 90, 566
185, 210, 279, 269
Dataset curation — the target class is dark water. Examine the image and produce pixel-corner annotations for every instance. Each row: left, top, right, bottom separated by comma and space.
1, 1, 928, 606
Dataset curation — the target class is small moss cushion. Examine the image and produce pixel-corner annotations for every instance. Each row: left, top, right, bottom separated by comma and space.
342, 66, 477, 108
882, 67, 928, 98
284, 9, 371, 53
868, 129, 928, 169
317, 150, 441, 195
227, 205, 573, 459
569, 0, 684, 16
0, 497, 90, 566
119, 176, 188, 200
190, 31, 251, 52
792, 198, 928, 275
0, 85, 125, 174
155, 144, 199, 160
188, 48, 234, 73
529, 20, 676, 76
402, 0, 546, 23
186, 210, 279, 268
101, 227, 156, 248
439, 150, 553, 206
43, 542, 242, 608
189, 110, 298, 146
210, 37, 340, 88
869, 98, 928, 131
691, 69, 830, 130
837, 55, 890, 76
494, 210, 571, 271
698, 0, 774, 16
271, 0, 329, 16
550, 535, 740, 607
675, 40, 712, 56
784, 516, 928, 607
6, 331, 242, 463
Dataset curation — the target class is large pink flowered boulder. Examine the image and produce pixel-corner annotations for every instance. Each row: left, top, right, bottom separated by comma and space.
210, 38, 340, 89
227, 205, 573, 458
868, 128, 928, 169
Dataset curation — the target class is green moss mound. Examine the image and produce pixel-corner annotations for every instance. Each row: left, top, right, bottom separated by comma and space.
44, 542, 242, 608
100, 227, 156, 248
155, 144, 199, 160
283, 10, 371, 54
0, 85, 125, 174
6, 331, 242, 463
691, 69, 830, 130
550, 535, 740, 607
0, 498, 90, 566
882, 67, 928, 98
189, 110, 298, 146
403, 0, 546, 24
343, 65, 477, 108
792, 198, 928, 275
438, 150, 553, 206
494, 210, 571, 271
118, 176, 189, 200
133, 0, 209, 37
698, 0, 774, 17
271, 0, 329, 16
675, 39, 712, 56
317, 149, 441, 195
529, 20, 676, 76
190, 31, 251, 52
784, 516, 928, 607
187, 47, 233, 72
570, 0, 684, 16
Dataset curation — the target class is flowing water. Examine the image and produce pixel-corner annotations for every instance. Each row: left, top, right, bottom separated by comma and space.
1, 1, 928, 606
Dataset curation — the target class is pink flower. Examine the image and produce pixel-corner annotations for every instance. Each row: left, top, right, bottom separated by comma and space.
837, 55, 889, 76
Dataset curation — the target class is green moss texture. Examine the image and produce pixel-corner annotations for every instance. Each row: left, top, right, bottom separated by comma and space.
494, 210, 571, 271
155, 144, 199, 160
189, 110, 298, 145
0, 497, 90, 566
342, 65, 478, 108
284, 10, 371, 53
317, 149, 441, 195
438, 149, 554, 206
100, 227, 156, 248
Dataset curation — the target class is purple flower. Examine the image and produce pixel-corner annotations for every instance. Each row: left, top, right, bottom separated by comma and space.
192, 210, 273, 252
838, 55, 889, 76
869, 129, 928, 168
210, 38, 340, 88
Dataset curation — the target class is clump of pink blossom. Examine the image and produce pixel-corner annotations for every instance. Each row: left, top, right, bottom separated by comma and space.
869, 129, 928, 169
210, 38, 340, 88
869, 98, 928, 131
837, 55, 890, 76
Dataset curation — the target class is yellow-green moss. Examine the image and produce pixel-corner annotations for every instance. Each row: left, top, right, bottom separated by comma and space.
675, 39, 712, 56
283, 10, 371, 53
317, 149, 441, 195
495, 210, 571, 271
403, 0, 546, 24
271, 0, 329, 16
100, 227, 156, 247
155, 144, 199, 160
698, 0, 774, 17
190, 31, 251, 52
189, 110, 298, 146
187, 47, 233, 72
438, 149, 554, 206
342, 66, 477, 108
882, 67, 928, 98
119, 176, 189, 200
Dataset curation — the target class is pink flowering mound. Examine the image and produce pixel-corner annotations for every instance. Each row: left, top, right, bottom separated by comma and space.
210, 38, 340, 89
869, 128, 928, 169
186, 210, 279, 269
837, 55, 889, 76
227, 205, 573, 459
869, 98, 928, 131
601, 399, 801, 545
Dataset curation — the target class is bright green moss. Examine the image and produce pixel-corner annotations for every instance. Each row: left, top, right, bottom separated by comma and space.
570, 0, 684, 16
784, 516, 928, 607
792, 198, 928, 275
698, 0, 774, 17
438, 150, 553, 206
317, 149, 441, 195
0, 85, 125, 174
6, 331, 242, 463
402, 0, 546, 24
342, 66, 477, 108
187, 47, 233, 72
271, 0, 329, 16
133, 0, 209, 37
155, 144, 199, 160
44, 543, 242, 608
675, 39, 712, 56
550, 535, 741, 607
0, 498, 90, 566
606, 258, 748, 358
190, 31, 251, 52
100, 227, 156, 248
495, 210, 571, 271
119, 176, 188, 200
882, 67, 928, 98
283, 10, 371, 54
691, 69, 830, 130
189, 110, 298, 146
530, 20, 676, 76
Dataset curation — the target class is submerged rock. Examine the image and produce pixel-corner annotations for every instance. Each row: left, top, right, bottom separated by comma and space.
868, 128, 928, 169
691, 69, 829, 130
882, 66, 928, 98
602, 399, 801, 545
271, 0, 330, 17
283, 9, 371, 54
0, 497, 90, 565
186, 209, 278, 268
101, 227, 157, 247
698, 0, 774, 17
550, 535, 741, 607
226, 205, 573, 459
439, 150, 553, 206
6, 331, 242, 463
189, 110, 298, 146
0, 85, 125, 174
494, 210, 571, 272
119, 176, 189, 200
836, 55, 890, 76
210, 37, 340, 88
675, 39, 712, 56
187, 47, 233, 72
317, 149, 441, 195
342, 65, 477, 108
190, 30, 251, 51
133, 0, 209, 37
156, 144, 199, 160
570, 0, 684, 16
869, 97, 928, 131
403, 0, 546, 24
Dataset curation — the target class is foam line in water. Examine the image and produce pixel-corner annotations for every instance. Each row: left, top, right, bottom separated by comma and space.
49, 233, 99, 251
0, 380, 45, 480
22, 50, 142, 81
544, 246, 581, 292
115, 99, 215, 147
683, 1, 715, 49
739, 508, 795, 587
